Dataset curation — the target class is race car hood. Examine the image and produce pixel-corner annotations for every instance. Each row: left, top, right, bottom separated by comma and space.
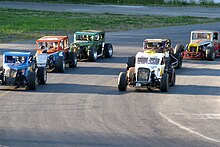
190, 39, 211, 45
3, 63, 28, 70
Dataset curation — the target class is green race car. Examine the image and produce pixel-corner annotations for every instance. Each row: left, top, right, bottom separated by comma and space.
70, 30, 113, 61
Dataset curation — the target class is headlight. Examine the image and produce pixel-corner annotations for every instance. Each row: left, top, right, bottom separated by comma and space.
137, 68, 150, 81
10, 68, 17, 78
4, 67, 10, 77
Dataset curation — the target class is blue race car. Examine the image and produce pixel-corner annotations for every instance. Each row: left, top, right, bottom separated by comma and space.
0, 51, 47, 90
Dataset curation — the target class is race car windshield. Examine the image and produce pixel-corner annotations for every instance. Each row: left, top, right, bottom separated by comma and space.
38, 42, 58, 50
137, 57, 160, 65
5, 56, 27, 64
76, 35, 93, 42
145, 42, 164, 49
148, 58, 160, 64
192, 33, 211, 40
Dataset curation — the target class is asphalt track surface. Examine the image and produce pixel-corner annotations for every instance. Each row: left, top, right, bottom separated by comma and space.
1, 1, 220, 18
0, 2, 220, 147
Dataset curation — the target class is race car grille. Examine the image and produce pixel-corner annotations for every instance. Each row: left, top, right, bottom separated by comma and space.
5, 68, 17, 78
137, 68, 150, 81
189, 46, 197, 52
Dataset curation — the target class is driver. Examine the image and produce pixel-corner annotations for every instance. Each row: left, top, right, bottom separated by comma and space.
16, 56, 22, 64
16, 56, 26, 64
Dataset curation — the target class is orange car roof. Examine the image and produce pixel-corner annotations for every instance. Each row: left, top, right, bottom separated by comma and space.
36, 36, 68, 42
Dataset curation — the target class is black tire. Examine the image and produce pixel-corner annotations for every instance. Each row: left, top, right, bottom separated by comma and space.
27, 71, 36, 90
69, 52, 77, 68
88, 47, 98, 62
56, 56, 65, 73
174, 53, 182, 69
118, 72, 127, 91
160, 73, 169, 92
126, 56, 135, 70
0, 70, 6, 85
37, 67, 47, 85
104, 43, 113, 58
170, 70, 176, 87
165, 57, 171, 69
174, 44, 184, 54
206, 47, 215, 61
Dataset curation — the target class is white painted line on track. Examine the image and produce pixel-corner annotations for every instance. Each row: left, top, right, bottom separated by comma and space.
0, 91, 10, 97
159, 112, 220, 143
173, 113, 220, 120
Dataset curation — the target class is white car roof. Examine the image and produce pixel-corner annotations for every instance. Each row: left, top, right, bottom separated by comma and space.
191, 30, 219, 33
136, 52, 164, 59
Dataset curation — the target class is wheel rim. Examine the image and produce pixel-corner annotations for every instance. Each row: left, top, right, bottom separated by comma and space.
94, 51, 98, 59
212, 52, 215, 59
63, 60, 65, 70
108, 48, 113, 56
74, 58, 77, 66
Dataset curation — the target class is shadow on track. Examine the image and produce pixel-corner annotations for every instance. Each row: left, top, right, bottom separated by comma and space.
95, 56, 128, 64
121, 84, 220, 96
25, 83, 124, 95
169, 84, 220, 96
0, 128, 216, 147
176, 67, 220, 76
64, 66, 124, 76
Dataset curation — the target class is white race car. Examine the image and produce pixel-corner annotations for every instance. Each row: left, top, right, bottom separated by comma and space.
118, 52, 176, 92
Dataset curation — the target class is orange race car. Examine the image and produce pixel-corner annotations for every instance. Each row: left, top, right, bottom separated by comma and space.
36, 36, 77, 73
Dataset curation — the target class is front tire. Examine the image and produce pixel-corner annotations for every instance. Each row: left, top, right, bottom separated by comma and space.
104, 43, 113, 58
206, 47, 215, 61
37, 67, 47, 85
27, 71, 36, 90
56, 56, 65, 73
88, 47, 98, 62
169, 70, 176, 87
160, 73, 169, 92
118, 72, 127, 91
69, 52, 77, 68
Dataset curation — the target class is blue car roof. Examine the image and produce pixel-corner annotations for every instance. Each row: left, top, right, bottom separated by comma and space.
3, 51, 32, 57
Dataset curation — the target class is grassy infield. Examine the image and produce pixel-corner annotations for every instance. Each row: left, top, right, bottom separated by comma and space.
0, 0, 220, 43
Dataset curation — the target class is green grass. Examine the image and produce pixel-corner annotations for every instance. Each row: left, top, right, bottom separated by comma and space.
0, 8, 220, 43
1, 0, 219, 6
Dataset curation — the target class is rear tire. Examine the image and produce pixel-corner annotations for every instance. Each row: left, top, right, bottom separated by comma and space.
206, 47, 215, 61
174, 53, 182, 69
28, 71, 36, 90
126, 56, 135, 70
56, 56, 65, 73
69, 52, 77, 68
160, 73, 169, 92
104, 43, 113, 58
174, 44, 184, 54
118, 72, 127, 91
170, 70, 176, 87
37, 67, 47, 85
88, 47, 97, 62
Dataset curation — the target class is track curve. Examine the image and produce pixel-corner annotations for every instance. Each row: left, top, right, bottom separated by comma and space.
0, 14, 220, 147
